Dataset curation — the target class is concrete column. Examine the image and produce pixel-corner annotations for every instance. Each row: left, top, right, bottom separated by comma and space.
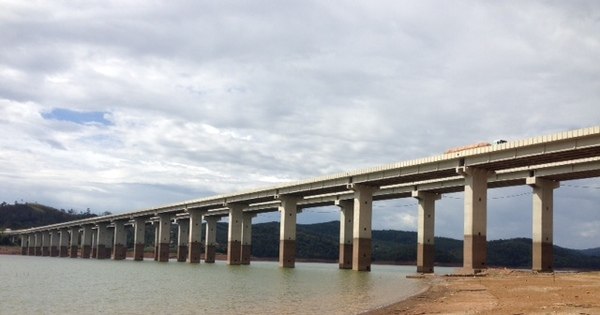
34, 232, 42, 256
204, 216, 219, 263
157, 214, 172, 262
95, 223, 110, 259
279, 196, 299, 268
59, 229, 69, 257
458, 166, 488, 273
351, 184, 377, 272
80, 225, 93, 258
412, 191, 441, 273
527, 177, 559, 272
112, 221, 127, 260
336, 200, 354, 269
41, 231, 50, 256
227, 204, 245, 265
153, 222, 159, 261
49, 231, 59, 257
91, 229, 97, 258
187, 209, 205, 263
69, 227, 79, 258
27, 234, 34, 255
20, 235, 27, 255
133, 218, 146, 261
176, 219, 189, 262
241, 213, 255, 265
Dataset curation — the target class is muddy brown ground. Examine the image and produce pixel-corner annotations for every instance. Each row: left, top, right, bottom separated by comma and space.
365, 268, 600, 315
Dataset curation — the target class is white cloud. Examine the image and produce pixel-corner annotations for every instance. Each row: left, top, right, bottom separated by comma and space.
1, 1, 599, 248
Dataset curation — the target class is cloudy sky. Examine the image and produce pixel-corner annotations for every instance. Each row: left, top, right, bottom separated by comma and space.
1, 1, 599, 249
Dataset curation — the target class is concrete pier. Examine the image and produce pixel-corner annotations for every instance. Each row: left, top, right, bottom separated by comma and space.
187, 209, 205, 263
59, 229, 69, 257
227, 204, 245, 265
133, 218, 146, 261
279, 196, 299, 268
412, 191, 440, 273
176, 219, 189, 262
80, 225, 93, 258
34, 232, 42, 256
528, 177, 559, 272
458, 166, 488, 273
157, 214, 172, 262
153, 223, 159, 261
91, 230, 97, 258
241, 213, 255, 265
336, 200, 354, 269
351, 184, 376, 271
69, 227, 79, 258
20, 235, 27, 255
204, 216, 219, 263
27, 234, 34, 255
49, 231, 59, 257
41, 231, 50, 256
112, 221, 127, 260
95, 223, 110, 259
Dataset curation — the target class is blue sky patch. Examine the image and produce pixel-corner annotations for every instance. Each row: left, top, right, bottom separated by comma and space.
42, 108, 112, 125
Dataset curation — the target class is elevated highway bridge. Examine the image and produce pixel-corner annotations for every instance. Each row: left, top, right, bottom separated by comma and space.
5, 126, 600, 273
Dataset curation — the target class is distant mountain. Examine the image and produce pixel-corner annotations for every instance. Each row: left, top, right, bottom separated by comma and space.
579, 247, 600, 257
0, 202, 97, 230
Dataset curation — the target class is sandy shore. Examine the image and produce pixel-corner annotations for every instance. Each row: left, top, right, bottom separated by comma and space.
365, 268, 600, 315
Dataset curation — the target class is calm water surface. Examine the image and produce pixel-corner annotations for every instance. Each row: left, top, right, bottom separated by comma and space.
1, 255, 447, 314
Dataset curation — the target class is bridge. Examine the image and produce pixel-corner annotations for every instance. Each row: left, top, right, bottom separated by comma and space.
5, 126, 600, 273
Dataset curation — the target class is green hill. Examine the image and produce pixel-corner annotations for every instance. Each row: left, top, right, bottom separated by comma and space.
0, 202, 97, 230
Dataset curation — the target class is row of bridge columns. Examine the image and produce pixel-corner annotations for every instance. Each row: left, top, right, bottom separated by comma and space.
17, 172, 559, 273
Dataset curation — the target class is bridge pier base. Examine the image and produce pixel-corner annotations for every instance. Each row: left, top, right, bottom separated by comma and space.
458, 167, 488, 274
204, 217, 219, 263
177, 219, 189, 262
157, 214, 172, 262
241, 213, 254, 265
69, 227, 79, 258
41, 232, 50, 256
279, 196, 299, 268
95, 223, 110, 259
34, 233, 42, 256
351, 184, 376, 272
20, 235, 27, 255
528, 177, 559, 272
81, 225, 93, 259
336, 200, 354, 269
59, 229, 69, 257
133, 218, 146, 261
413, 191, 440, 273
227, 204, 245, 265
187, 209, 205, 263
112, 221, 127, 260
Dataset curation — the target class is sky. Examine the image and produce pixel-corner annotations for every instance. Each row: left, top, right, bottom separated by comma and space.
1, 1, 599, 249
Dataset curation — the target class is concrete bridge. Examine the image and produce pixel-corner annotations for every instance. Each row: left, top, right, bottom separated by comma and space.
5, 126, 600, 274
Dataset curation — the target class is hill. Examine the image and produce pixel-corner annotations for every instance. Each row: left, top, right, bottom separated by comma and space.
0, 202, 97, 230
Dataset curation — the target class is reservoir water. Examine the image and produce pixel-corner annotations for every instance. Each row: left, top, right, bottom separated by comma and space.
0, 255, 442, 314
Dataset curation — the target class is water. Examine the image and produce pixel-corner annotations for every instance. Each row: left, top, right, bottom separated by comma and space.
0, 256, 443, 315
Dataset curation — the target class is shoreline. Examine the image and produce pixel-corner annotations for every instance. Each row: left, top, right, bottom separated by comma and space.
364, 268, 600, 314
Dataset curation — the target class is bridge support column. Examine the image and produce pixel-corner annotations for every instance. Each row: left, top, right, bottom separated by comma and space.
20, 235, 27, 255
27, 234, 34, 255
96, 223, 110, 259
351, 184, 377, 272
227, 204, 245, 265
241, 213, 255, 265
153, 223, 159, 261
177, 219, 189, 262
59, 229, 69, 257
49, 231, 59, 257
41, 232, 50, 256
458, 166, 488, 273
133, 218, 146, 261
91, 230, 97, 258
205, 216, 219, 263
187, 210, 205, 263
69, 227, 79, 258
157, 214, 172, 262
412, 191, 441, 273
527, 177, 559, 272
279, 196, 299, 268
34, 232, 42, 256
336, 200, 354, 269
112, 221, 127, 260
81, 225, 93, 258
